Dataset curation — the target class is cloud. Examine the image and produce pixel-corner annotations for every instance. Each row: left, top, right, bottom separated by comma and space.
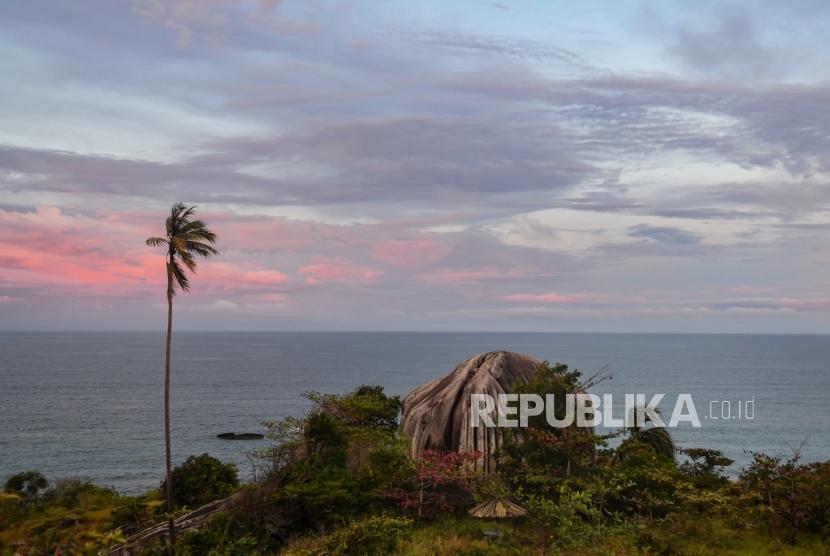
4, 53, 829, 223
418, 267, 540, 286
0, 108, 601, 208
207, 114, 600, 204
408, 29, 583, 65
699, 298, 830, 312
633, 1, 830, 84
497, 292, 609, 304
0, 201, 825, 331
371, 238, 452, 266
299, 258, 381, 285
667, 9, 778, 80
2, 0, 830, 331
0, 207, 291, 300
628, 224, 701, 245
437, 68, 830, 184
131, 0, 285, 46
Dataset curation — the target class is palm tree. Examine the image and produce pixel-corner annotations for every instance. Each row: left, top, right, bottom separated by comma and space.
617, 406, 675, 461
146, 203, 218, 546
624, 423, 675, 460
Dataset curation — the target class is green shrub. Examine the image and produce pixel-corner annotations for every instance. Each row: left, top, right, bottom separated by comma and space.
150, 512, 269, 556
177, 529, 267, 556
0, 477, 131, 554
328, 516, 413, 555
679, 447, 734, 489
162, 454, 239, 508
306, 385, 401, 432
108, 495, 165, 535
606, 449, 682, 518
4, 470, 48, 498
42, 478, 121, 508
239, 385, 412, 544
304, 411, 348, 466
285, 516, 413, 556
740, 452, 830, 542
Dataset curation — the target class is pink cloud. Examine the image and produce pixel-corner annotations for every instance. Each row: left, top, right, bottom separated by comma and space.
200, 265, 288, 288
205, 213, 315, 253
0, 206, 161, 296
132, 0, 313, 47
240, 269, 289, 285
257, 293, 287, 303
299, 257, 381, 285
0, 207, 291, 300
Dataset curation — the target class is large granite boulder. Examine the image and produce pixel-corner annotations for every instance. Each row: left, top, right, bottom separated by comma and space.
400, 351, 541, 474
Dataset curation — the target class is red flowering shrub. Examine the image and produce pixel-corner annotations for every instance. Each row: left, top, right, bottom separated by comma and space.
390, 450, 481, 519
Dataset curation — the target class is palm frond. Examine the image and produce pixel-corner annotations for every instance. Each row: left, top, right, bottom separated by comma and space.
145, 237, 167, 247
180, 219, 209, 233
181, 223, 217, 244
185, 228, 217, 243
169, 261, 190, 293
181, 231, 216, 245
171, 203, 195, 222
178, 251, 198, 273
183, 240, 219, 257
170, 202, 187, 219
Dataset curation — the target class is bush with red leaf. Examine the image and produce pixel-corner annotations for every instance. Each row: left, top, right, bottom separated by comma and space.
389, 449, 482, 520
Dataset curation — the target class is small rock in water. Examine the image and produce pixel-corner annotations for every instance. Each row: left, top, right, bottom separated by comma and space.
216, 432, 264, 440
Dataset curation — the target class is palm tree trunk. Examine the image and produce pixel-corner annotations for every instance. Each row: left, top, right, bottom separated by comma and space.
164, 257, 176, 549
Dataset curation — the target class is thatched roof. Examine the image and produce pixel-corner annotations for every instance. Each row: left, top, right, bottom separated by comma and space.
468, 497, 527, 519
400, 351, 541, 474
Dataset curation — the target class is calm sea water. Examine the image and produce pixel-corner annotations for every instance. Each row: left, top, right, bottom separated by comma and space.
1, 332, 828, 494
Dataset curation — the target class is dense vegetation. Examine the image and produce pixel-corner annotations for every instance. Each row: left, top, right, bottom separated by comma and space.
3, 364, 829, 555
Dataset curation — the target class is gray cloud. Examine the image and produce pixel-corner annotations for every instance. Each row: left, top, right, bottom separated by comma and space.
628, 224, 701, 245
407, 29, 584, 65
634, 1, 830, 83
0, 109, 601, 208
699, 298, 830, 312
667, 10, 779, 80
441, 68, 830, 178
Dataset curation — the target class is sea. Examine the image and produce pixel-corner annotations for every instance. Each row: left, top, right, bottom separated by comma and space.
1, 332, 828, 494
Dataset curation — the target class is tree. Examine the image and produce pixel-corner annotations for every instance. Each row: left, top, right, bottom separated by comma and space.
679, 447, 733, 488
146, 203, 218, 546
618, 407, 675, 462
505, 362, 599, 484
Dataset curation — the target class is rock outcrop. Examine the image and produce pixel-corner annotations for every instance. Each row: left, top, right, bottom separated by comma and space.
400, 351, 541, 474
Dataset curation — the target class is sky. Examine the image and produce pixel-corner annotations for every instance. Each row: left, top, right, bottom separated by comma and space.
0, 0, 829, 332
